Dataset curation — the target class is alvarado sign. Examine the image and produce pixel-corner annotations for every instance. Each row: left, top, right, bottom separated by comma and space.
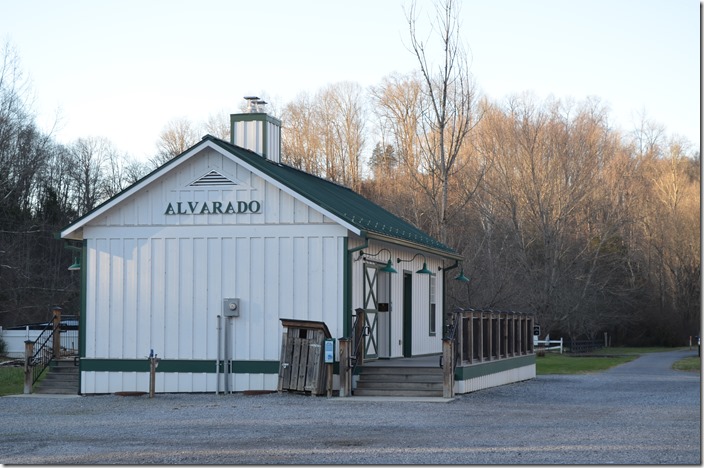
164, 201, 262, 215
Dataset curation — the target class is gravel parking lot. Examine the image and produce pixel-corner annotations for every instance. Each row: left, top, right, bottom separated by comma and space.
1, 349, 700, 464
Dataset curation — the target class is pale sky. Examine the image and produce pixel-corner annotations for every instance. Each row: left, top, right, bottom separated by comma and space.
0, 0, 700, 162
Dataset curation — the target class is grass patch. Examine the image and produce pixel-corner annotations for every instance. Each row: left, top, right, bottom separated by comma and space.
672, 356, 701, 373
0, 366, 25, 396
592, 346, 687, 355
536, 353, 637, 375
0, 359, 50, 395
537, 347, 695, 375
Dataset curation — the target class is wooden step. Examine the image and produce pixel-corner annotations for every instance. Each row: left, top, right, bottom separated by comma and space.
353, 388, 444, 397
34, 359, 79, 395
360, 366, 443, 375
353, 365, 444, 397
358, 373, 443, 383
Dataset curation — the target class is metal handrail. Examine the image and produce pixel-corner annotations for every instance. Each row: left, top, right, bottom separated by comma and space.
349, 313, 369, 378
29, 320, 58, 385
440, 308, 462, 370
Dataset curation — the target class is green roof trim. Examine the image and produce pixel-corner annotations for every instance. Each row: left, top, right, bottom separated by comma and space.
205, 136, 459, 257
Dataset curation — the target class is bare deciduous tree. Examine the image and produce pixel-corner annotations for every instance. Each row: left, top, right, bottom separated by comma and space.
151, 117, 200, 167
405, 0, 482, 244
281, 91, 322, 175
204, 110, 230, 141
281, 84, 366, 190
68, 137, 111, 215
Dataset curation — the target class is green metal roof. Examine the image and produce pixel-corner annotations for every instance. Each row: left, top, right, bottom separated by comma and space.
206, 136, 459, 258
60, 134, 459, 259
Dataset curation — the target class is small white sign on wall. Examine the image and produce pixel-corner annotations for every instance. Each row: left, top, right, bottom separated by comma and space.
324, 339, 334, 363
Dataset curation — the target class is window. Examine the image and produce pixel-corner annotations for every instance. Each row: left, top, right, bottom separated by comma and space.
429, 275, 436, 336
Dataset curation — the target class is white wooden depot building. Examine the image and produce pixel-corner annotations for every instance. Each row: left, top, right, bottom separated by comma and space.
60, 107, 470, 395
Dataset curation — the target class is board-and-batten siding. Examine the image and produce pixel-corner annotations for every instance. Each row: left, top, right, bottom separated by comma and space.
93, 148, 327, 228
80, 148, 347, 394
349, 240, 444, 358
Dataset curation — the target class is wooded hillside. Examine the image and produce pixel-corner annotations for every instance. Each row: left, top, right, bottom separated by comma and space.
0, 2, 698, 346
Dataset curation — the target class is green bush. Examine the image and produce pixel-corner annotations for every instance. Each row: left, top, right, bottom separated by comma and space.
0, 336, 6, 357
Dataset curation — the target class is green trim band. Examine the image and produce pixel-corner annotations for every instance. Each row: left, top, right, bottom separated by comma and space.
80, 359, 280, 374
454, 354, 535, 381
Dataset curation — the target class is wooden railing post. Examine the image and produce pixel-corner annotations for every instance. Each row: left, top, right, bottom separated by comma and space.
338, 338, 350, 397
52, 306, 62, 358
24, 340, 34, 394
442, 338, 454, 398
148, 349, 160, 398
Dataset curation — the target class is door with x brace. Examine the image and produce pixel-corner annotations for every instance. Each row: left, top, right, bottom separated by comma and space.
362, 264, 380, 359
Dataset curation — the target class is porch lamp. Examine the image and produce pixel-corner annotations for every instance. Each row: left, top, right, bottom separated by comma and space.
64, 243, 82, 271
358, 249, 397, 274
68, 257, 81, 271
454, 267, 470, 282
397, 253, 433, 275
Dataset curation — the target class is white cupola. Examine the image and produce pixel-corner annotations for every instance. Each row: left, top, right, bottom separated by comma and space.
230, 96, 281, 163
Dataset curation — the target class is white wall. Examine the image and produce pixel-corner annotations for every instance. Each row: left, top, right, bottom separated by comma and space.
79, 147, 347, 393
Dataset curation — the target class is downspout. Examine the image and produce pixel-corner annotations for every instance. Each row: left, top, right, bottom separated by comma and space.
215, 315, 221, 395
441, 260, 460, 337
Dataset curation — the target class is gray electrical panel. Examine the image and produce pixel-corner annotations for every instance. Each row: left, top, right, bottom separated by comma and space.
223, 298, 240, 317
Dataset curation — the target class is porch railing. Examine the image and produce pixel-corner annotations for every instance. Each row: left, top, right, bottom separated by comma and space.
452, 307, 535, 366
349, 309, 369, 377
440, 308, 463, 397
27, 320, 56, 387
23, 307, 78, 394
339, 309, 370, 397
439, 307, 535, 397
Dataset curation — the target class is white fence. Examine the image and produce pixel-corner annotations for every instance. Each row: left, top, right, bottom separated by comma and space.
0, 327, 43, 358
533, 336, 563, 353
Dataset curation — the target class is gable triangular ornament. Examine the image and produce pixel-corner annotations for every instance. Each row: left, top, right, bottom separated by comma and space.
189, 170, 237, 187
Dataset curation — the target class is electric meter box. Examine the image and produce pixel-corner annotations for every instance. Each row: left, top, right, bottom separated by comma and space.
324, 339, 335, 363
223, 298, 240, 317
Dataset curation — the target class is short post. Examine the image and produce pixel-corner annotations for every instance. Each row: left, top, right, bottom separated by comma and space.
338, 338, 350, 397
442, 338, 454, 398
24, 340, 34, 394
324, 338, 334, 398
148, 349, 160, 398
52, 306, 62, 359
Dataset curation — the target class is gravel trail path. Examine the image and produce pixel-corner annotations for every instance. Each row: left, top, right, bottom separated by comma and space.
0, 349, 699, 464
